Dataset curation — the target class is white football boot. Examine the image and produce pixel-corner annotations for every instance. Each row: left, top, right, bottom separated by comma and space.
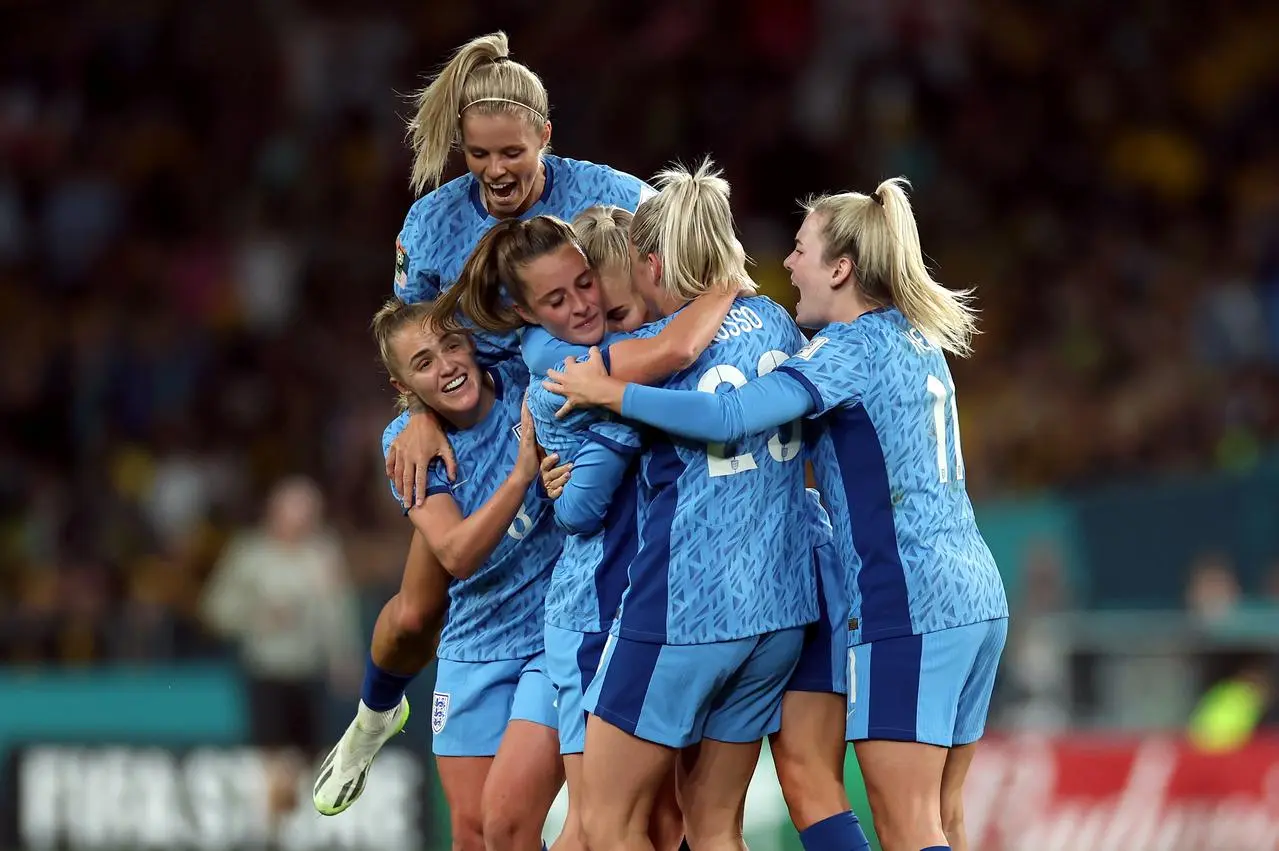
313, 696, 410, 815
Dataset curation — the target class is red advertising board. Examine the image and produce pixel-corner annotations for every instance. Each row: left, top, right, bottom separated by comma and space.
964, 735, 1279, 850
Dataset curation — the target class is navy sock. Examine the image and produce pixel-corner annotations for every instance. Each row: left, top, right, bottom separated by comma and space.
798, 811, 871, 851
360, 655, 416, 712
541, 844, 548, 851
921, 846, 951, 850
678, 841, 691, 851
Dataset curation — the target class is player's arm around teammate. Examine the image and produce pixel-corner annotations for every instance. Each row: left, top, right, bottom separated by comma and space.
554, 180, 1007, 851
568, 161, 817, 851
429, 215, 739, 393
545, 359, 866, 851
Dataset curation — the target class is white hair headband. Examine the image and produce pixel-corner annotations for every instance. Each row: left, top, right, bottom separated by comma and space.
459, 98, 546, 123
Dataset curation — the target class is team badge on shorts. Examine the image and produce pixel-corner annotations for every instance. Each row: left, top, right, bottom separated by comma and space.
432, 691, 451, 734
394, 238, 408, 290
512, 422, 524, 442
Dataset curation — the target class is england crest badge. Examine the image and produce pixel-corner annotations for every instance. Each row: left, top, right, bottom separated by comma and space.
431, 691, 451, 734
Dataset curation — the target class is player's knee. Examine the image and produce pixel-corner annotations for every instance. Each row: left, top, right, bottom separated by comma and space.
393, 594, 443, 639
579, 806, 611, 850
775, 755, 845, 829
647, 799, 685, 851
865, 791, 942, 851
552, 811, 587, 851
682, 800, 740, 850
581, 801, 636, 850
481, 805, 531, 851
941, 794, 966, 842
448, 813, 485, 851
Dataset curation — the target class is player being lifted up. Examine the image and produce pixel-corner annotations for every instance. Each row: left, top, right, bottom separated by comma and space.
546, 178, 1009, 851
316, 30, 656, 818
386, 29, 654, 501
339, 299, 563, 851
570, 160, 822, 851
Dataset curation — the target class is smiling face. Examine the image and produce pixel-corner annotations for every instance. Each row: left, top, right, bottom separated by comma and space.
783, 212, 852, 329
513, 242, 605, 344
387, 321, 483, 421
461, 112, 552, 218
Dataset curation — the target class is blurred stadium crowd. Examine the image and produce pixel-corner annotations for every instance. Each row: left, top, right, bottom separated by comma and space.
2, 0, 1278, 675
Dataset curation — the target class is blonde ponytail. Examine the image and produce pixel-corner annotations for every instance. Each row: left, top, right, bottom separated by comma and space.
806, 177, 978, 357
406, 32, 550, 194
630, 158, 752, 301
571, 205, 633, 276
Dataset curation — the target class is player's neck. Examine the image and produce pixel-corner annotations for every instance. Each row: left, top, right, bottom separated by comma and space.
828, 293, 886, 325
656, 291, 688, 318
439, 373, 498, 431
506, 161, 546, 218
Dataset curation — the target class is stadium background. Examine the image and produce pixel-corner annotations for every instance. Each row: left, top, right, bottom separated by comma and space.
3, 1, 1279, 848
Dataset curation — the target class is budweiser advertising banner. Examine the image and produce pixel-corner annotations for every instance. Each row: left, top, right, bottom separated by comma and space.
962, 735, 1279, 851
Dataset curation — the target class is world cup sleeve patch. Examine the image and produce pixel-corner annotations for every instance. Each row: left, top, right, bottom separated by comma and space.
394, 238, 408, 290
794, 336, 829, 361
431, 691, 450, 734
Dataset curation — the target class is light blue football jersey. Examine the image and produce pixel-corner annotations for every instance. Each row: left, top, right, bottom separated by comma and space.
381, 360, 562, 662
394, 155, 649, 361
522, 326, 649, 633
618, 297, 818, 645
778, 308, 1009, 641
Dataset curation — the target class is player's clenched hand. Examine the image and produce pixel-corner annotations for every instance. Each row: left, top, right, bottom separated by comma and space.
539, 453, 572, 500
543, 347, 624, 417
514, 396, 540, 484
388, 410, 458, 508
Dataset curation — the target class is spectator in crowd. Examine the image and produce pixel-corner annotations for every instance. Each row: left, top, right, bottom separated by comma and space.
200, 477, 361, 814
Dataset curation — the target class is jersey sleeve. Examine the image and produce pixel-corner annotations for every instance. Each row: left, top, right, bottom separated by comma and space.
393, 226, 441, 306
523, 327, 591, 375
582, 416, 644, 455
493, 357, 532, 396
595, 312, 674, 376
595, 163, 652, 212
775, 330, 867, 418
380, 411, 450, 509
619, 370, 815, 443
554, 440, 634, 536
472, 330, 522, 366
424, 460, 452, 498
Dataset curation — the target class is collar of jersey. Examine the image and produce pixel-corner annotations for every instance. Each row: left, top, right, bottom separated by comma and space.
468, 156, 558, 221
440, 368, 505, 433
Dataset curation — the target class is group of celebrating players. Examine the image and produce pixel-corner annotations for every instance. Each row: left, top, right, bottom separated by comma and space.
308, 31, 1009, 851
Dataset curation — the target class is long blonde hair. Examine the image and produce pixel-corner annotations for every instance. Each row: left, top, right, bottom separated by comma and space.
429, 215, 582, 335
630, 158, 753, 301
371, 298, 440, 411
805, 178, 978, 356
407, 32, 550, 194
571, 205, 633, 277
